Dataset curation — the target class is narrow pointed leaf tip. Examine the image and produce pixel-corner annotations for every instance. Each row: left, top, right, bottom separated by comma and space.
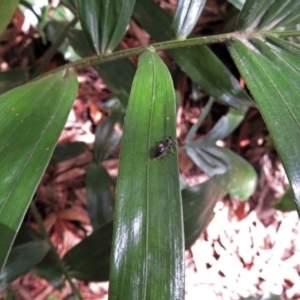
172, 0, 206, 39
109, 49, 184, 299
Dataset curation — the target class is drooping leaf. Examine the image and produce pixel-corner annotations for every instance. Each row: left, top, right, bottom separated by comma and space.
13, 226, 64, 288
227, 0, 300, 212
0, 241, 50, 290
86, 163, 114, 230
50, 142, 88, 165
172, 0, 206, 39
63, 221, 113, 282
133, 0, 254, 110
183, 175, 229, 249
0, 68, 28, 95
201, 108, 246, 144
186, 145, 257, 200
186, 104, 246, 144
272, 186, 296, 212
236, 0, 300, 31
77, 0, 135, 54
93, 107, 122, 161
109, 49, 184, 300
0, 70, 78, 270
33, 251, 65, 289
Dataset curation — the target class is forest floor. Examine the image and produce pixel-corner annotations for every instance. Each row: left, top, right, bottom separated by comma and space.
2, 0, 300, 299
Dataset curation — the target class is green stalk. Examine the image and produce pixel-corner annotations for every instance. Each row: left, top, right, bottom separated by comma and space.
40, 30, 300, 79
30, 202, 83, 300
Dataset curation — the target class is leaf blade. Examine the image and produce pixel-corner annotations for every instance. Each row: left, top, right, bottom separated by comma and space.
0, 0, 18, 36
0, 70, 78, 270
236, 0, 300, 31
133, 0, 254, 110
77, 0, 135, 54
86, 163, 114, 230
109, 49, 184, 300
227, 0, 300, 211
227, 35, 300, 211
172, 0, 206, 39
0, 241, 50, 290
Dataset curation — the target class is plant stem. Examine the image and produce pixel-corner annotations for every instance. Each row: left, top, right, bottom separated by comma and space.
30, 202, 84, 300
39, 30, 300, 79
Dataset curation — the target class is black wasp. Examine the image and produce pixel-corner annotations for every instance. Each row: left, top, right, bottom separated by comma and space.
152, 136, 177, 159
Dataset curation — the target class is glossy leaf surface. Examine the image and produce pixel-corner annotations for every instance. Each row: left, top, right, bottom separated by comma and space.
0, 70, 78, 270
133, 0, 254, 110
109, 49, 184, 300
227, 0, 300, 211
172, 0, 206, 39
50, 142, 88, 165
63, 174, 228, 281
77, 0, 135, 54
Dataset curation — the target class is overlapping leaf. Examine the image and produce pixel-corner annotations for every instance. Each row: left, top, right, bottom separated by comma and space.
186, 144, 257, 200
0, 70, 78, 270
86, 163, 114, 230
77, 0, 135, 54
172, 0, 206, 39
183, 175, 229, 249
227, 0, 300, 212
62, 176, 230, 281
68, 28, 135, 105
63, 221, 113, 282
